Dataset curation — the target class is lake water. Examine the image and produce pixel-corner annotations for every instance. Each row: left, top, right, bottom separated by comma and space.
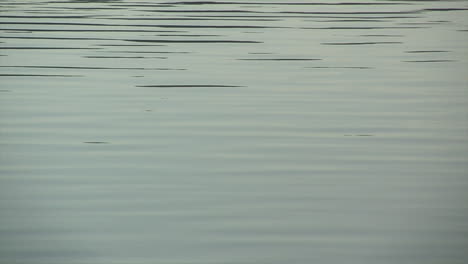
1, 0, 468, 263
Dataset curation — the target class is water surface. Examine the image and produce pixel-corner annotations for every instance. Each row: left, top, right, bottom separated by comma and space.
1, 0, 468, 263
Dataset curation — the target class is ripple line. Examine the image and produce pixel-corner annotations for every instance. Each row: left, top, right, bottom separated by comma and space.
322, 42, 402, 45
0, 66, 185, 70
125, 39, 261, 43
137, 85, 244, 88
0, 74, 83, 77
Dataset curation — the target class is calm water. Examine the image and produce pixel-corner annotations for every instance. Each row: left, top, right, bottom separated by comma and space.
1, 0, 468, 263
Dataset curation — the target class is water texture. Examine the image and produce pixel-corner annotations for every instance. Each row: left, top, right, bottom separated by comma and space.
1, 0, 468, 263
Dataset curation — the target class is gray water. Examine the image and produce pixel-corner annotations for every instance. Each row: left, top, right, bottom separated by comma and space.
1, 0, 468, 263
